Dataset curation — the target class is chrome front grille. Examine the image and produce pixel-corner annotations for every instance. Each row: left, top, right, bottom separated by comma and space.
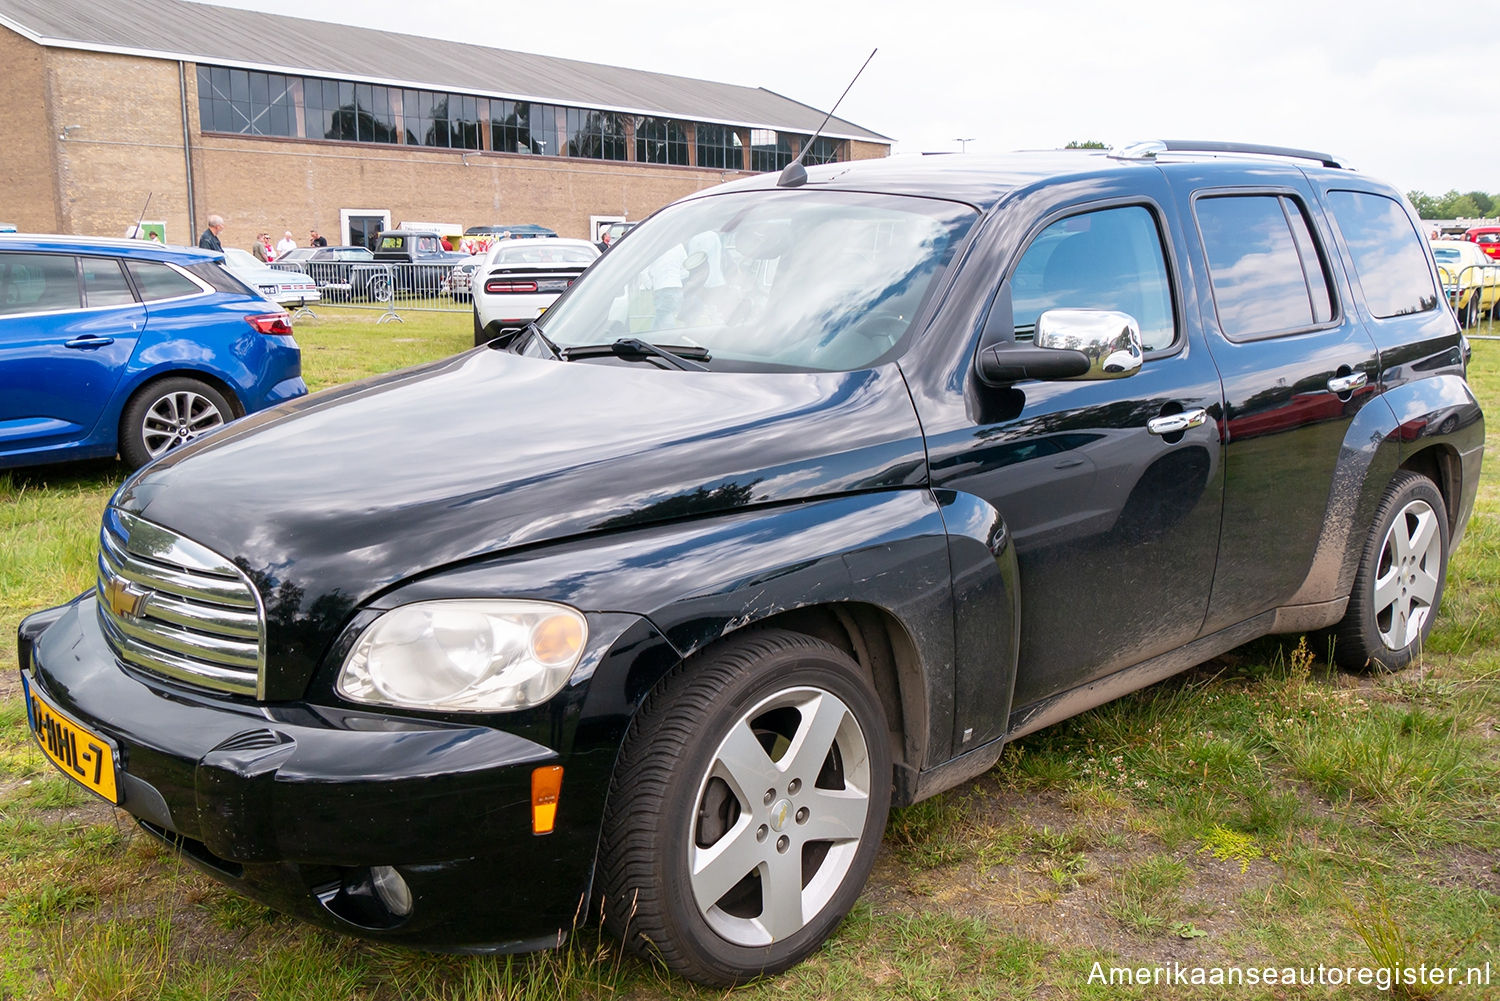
96, 508, 265, 697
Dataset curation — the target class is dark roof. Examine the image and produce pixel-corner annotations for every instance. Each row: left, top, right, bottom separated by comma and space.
0, 0, 890, 143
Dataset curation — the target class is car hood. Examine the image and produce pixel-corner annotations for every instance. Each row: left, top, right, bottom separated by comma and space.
113, 348, 927, 687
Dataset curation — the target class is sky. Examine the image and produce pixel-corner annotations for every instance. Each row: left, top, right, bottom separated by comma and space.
199, 0, 1493, 198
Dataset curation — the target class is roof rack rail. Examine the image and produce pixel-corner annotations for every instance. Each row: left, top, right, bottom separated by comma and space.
1116, 140, 1346, 169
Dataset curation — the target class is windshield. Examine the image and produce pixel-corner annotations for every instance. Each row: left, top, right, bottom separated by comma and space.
535, 190, 977, 371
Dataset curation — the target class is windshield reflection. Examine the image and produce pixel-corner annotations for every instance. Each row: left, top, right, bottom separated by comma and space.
537, 190, 977, 371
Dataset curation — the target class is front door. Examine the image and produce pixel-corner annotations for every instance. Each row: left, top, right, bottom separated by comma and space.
924, 186, 1225, 741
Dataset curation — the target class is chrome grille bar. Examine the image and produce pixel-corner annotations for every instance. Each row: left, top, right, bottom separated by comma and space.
96, 508, 265, 698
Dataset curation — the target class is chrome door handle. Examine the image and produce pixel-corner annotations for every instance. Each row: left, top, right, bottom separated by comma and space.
1327, 371, 1368, 394
1147, 408, 1209, 436
64, 336, 115, 348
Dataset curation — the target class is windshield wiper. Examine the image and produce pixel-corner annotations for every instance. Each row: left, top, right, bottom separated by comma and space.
521, 320, 563, 359
560, 338, 710, 371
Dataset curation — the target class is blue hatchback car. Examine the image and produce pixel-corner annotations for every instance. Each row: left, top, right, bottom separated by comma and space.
0, 235, 306, 469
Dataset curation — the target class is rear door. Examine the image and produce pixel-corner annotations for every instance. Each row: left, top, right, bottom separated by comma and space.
1162, 167, 1382, 631
0, 252, 144, 459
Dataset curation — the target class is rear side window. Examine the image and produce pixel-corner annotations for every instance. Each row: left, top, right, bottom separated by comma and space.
80, 257, 136, 308
125, 261, 204, 301
1010, 205, 1176, 351
1194, 194, 1334, 340
1324, 190, 1438, 319
0, 254, 81, 315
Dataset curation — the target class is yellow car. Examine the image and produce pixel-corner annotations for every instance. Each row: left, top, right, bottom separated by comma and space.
1432, 239, 1500, 327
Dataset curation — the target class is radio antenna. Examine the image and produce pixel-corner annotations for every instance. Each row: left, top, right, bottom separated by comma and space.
133, 192, 153, 240
777, 48, 877, 189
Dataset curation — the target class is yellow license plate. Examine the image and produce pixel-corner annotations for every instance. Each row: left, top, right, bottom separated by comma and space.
24, 676, 119, 804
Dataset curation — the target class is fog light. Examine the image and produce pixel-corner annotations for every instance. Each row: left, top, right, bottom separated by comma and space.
370, 865, 412, 917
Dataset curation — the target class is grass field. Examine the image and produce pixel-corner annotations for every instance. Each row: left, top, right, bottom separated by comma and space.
0, 309, 1495, 1000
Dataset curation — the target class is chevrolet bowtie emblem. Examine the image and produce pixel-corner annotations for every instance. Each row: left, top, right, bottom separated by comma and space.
104, 577, 151, 619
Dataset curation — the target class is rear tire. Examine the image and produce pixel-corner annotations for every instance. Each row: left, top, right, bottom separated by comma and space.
119, 377, 233, 470
599, 629, 891, 985
1334, 472, 1449, 672
1460, 292, 1479, 329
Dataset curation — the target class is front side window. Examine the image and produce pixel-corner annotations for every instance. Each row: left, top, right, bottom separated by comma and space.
1009, 205, 1176, 351
537, 190, 977, 371
1194, 194, 1335, 340
0, 254, 81, 315
1325, 190, 1438, 319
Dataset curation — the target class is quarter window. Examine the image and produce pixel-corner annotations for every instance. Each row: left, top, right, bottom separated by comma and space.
1009, 205, 1176, 351
125, 262, 202, 302
1325, 191, 1439, 319
1194, 194, 1335, 340
0, 254, 81, 315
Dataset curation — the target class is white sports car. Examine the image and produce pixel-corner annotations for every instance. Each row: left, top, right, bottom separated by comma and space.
471, 238, 599, 345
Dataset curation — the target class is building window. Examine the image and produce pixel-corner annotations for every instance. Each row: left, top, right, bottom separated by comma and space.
803, 137, 843, 165
636, 117, 688, 165
696, 124, 744, 170
566, 108, 627, 160
197, 66, 296, 137
404, 91, 483, 149
750, 129, 794, 172
491, 100, 559, 155
302, 77, 350, 141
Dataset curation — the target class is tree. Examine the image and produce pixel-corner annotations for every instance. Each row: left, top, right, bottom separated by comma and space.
1407, 191, 1441, 218
1465, 191, 1494, 215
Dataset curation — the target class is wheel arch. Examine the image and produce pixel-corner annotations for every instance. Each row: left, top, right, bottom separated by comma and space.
1285, 373, 1483, 615
120, 367, 246, 420
687, 602, 928, 805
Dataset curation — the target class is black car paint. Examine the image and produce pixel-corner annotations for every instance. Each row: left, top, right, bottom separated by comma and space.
19, 152, 1483, 954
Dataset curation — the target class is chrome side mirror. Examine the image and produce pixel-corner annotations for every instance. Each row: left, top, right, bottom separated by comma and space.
1035, 309, 1143, 380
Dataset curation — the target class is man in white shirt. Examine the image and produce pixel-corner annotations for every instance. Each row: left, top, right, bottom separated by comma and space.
275, 231, 297, 257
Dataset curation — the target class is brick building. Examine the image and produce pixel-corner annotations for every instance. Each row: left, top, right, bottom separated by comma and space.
0, 0, 890, 248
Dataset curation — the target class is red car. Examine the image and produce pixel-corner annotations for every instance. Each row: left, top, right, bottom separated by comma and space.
1463, 225, 1500, 261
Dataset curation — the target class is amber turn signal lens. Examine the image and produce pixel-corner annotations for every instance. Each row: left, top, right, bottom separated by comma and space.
530, 614, 584, 665
532, 765, 564, 835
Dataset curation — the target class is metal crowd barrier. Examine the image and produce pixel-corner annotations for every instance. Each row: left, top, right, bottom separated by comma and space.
270, 260, 477, 322
1436, 263, 1500, 328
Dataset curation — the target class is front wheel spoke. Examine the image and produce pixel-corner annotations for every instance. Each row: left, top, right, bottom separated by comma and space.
690, 816, 763, 911
712, 719, 778, 806
1372, 565, 1402, 614
782, 692, 850, 781
801, 787, 867, 842
1406, 509, 1439, 564
756, 848, 805, 941
1408, 567, 1440, 606
186, 409, 222, 432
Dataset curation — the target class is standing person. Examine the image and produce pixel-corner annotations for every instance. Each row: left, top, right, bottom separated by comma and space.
309, 229, 328, 247
276, 230, 297, 257
198, 214, 225, 252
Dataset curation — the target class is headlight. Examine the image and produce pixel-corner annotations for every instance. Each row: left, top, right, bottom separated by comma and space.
337, 600, 588, 712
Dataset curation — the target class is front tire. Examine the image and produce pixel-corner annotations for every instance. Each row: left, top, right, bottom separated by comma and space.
119, 377, 233, 469
599, 629, 891, 985
1334, 471, 1449, 672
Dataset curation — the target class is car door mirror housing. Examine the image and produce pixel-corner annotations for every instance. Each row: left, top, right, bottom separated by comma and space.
977, 309, 1143, 385
1035, 308, 1143, 380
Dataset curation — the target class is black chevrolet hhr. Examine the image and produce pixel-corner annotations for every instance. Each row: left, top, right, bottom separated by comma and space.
20, 142, 1483, 984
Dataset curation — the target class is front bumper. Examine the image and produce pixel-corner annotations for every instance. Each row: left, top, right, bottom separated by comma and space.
18, 595, 648, 952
